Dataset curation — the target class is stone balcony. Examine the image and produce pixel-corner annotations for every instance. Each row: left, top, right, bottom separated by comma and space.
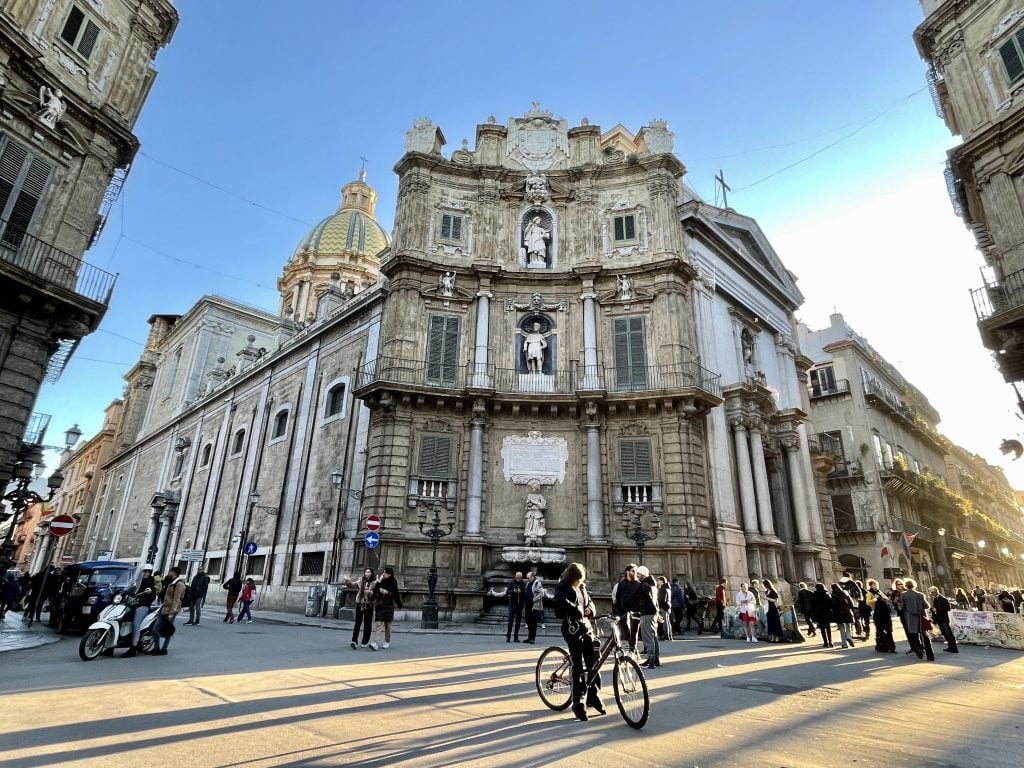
970, 265, 1024, 382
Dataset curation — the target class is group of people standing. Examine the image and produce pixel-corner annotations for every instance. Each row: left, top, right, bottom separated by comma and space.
503, 570, 547, 643
346, 565, 402, 651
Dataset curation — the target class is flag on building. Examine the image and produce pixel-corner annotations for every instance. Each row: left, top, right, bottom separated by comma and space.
880, 545, 890, 560
899, 532, 917, 560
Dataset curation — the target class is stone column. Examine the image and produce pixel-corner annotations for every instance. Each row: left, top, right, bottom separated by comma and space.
748, 421, 776, 538
782, 437, 812, 544
154, 507, 174, 571
731, 418, 759, 535
472, 292, 491, 388
141, 505, 161, 566
581, 292, 600, 388
585, 406, 605, 541
465, 400, 486, 538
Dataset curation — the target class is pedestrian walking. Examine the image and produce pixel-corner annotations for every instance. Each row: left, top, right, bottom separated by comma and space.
237, 578, 256, 623
368, 566, 402, 651
997, 589, 1015, 613
972, 584, 986, 611
121, 565, 156, 658
683, 579, 702, 634
525, 573, 546, 644
0, 575, 20, 620
222, 572, 243, 623
635, 566, 660, 669
184, 568, 210, 626
736, 582, 758, 643
150, 567, 186, 656
901, 578, 935, 661
928, 586, 958, 654
795, 582, 816, 636
552, 562, 604, 722
866, 579, 896, 652
505, 571, 526, 643
810, 583, 834, 648
839, 573, 865, 636
656, 576, 673, 642
855, 580, 871, 639
671, 577, 686, 633
762, 579, 784, 642
711, 578, 726, 633
346, 567, 376, 649
612, 564, 642, 650
830, 583, 856, 648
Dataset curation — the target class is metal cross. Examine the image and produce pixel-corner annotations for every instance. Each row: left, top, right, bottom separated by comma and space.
715, 169, 731, 209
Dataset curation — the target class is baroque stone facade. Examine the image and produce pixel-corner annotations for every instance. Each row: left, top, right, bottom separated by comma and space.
0, 1, 176, 468
51, 107, 839, 618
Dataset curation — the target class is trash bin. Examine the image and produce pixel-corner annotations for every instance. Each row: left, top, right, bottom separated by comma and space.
305, 583, 326, 617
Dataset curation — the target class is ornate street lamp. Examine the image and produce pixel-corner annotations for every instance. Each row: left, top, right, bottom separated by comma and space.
417, 499, 455, 629
327, 468, 362, 584
621, 503, 661, 565
0, 448, 68, 574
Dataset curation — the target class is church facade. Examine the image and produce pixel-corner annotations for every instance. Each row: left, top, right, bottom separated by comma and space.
56, 107, 836, 616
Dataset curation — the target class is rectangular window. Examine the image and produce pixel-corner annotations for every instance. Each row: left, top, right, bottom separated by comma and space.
810, 366, 837, 396
0, 136, 52, 247
619, 439, 654, 482
425, 314, 460, 386
1000, 30, 1024, 83
612, 317, 647, 390
206, 557, 223, 577
440, 213, 463, 241
299, 551, 325, 577
326, 383, 346, 417
418, 434, 453, 479
59, 5, 101, 59
613, 214, 636, 242
246, 555, 266, 577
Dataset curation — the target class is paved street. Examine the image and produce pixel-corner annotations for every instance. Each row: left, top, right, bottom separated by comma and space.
0, 615, 1022, 768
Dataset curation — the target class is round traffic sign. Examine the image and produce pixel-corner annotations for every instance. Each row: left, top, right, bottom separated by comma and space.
48, 514, 75, 537
364, 531, 380, 549
365, 514, 381, 532
243, 541, 258, 555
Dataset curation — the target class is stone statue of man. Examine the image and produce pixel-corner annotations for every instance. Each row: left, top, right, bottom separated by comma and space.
523, 216, 550, 266
524, 480, 547, 544
522, 322, 548, 374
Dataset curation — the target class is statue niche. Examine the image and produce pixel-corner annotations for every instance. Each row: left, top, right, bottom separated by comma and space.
519, 207, 554, 269
516, 313, 556, 392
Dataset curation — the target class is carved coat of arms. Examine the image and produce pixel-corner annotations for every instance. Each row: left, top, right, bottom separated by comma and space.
507, 102, 569, 171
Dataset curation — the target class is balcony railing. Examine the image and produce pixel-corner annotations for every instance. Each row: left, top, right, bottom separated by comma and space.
809, 432, 843, 457
828, 460, 863, 480
22, 412, 51, 445
863, 380, 916, 422
810, 379, 850, 399
897, 517, 933, 543
355, 357, 468, 390
833, 508, 875, 534
971, 266, 1024, 321
941, 533, 975, 555
0, 221, 116, 306
603, 362, 722, 398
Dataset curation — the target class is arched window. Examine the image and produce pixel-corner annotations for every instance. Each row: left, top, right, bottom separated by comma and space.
326, 383, 346, 417
231, 429, 245, 456
200, 444, 212, 467
321, 376, 351, 421
272, 409, 289, 439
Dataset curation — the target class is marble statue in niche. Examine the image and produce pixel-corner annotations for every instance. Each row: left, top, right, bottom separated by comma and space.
523, 215, 550, 267
524, 479, 547, 545
522, 321, 549, 374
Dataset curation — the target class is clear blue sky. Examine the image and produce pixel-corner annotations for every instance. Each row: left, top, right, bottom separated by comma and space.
38, 2, 1020, 484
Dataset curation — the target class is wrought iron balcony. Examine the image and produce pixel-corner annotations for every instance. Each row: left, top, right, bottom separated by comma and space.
828, 460, 863, 480
809, 432, 843, 457
833, 508, 875, 534
809, 379, 850, 399
22, 412, 52, 446
941, 533, 974, 555
355, 356, 468, 391
0, 221, 116, 306
896, 517, 933, 544
604, 362, 722, 398
970, 266, 1024, 322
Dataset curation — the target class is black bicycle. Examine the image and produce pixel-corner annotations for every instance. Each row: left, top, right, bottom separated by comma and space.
534, 613, 650, 729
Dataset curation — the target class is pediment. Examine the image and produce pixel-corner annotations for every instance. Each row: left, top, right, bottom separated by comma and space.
599, 124, 638, 156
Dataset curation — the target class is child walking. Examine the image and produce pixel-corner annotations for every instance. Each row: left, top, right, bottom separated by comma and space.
237, 578, 257, 624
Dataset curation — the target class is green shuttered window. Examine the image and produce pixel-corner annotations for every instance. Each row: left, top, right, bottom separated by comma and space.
619, 440, 654, 482
426, 314, 460, 386
418, 434, 453, 479
612, 316, 647, 390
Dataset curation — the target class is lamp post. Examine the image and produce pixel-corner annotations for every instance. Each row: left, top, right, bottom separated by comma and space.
328, 468, 362, 584
621, 503, 661, 565
417, 499, 454, 629
237, 491, 277, 575
0, 424, 78, 574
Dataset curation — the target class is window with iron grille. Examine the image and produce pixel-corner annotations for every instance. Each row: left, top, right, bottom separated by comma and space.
272, 409, 288, 439
612, 317, 647, 390
59, 5, 101, 59
418, 434, 453, 479
299, 551, 325, 577
0, 136, 52, 247
325, 383, 346, 417
619, 439, 654, 482
425, 314, 460, 386
613, 214, 637, 242
440, 213, 463, 241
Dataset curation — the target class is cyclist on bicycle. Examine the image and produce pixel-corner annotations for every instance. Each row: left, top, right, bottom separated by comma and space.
553, 562, 605, 722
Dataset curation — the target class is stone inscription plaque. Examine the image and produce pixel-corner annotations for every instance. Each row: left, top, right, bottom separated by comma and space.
501, 431, 568, 486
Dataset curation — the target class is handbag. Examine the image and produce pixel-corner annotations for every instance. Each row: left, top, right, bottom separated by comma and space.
158, 620, 176, 638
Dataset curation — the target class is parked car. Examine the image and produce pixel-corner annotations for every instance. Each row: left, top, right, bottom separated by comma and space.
50, 561, 137, 633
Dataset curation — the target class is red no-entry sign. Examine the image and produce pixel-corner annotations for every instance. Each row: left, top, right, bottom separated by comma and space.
365, 514, 381, 532
48, 514, 75, 537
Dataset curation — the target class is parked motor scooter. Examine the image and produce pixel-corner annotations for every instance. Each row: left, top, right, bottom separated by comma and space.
78, 590, 158, 661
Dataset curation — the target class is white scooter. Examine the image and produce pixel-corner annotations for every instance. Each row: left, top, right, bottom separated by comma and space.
78, 590, 158, 661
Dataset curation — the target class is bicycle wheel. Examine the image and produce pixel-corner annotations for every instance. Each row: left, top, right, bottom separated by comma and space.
613, 655, 649, 729
535, 646, 573, 711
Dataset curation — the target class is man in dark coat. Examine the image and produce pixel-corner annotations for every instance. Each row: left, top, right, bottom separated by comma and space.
928, 585, 958, 653
222, 572, 243, 624
795, 581, 816, 636
185, 568, 210, 626
901, 579, 934, 661
682, 579, 702, 634
506, 571, 526, 643
612, 564, 642, 650
670, 578, 685, 633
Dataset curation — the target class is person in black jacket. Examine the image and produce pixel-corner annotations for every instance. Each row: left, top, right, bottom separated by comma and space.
868, 580, 896, 653
505, 571, 526, 643
122, 564, 156, 658
810, 582, 834, 648
185, 568, 210, 626
553, 562, 603, 722
928, 585, 958, 653
831, 583, 856, 648
795, 582, 816, 636
635, 566, 660, 669
368, 566, 402, 651
222, 572, 243, 624
612, 564, 641, 650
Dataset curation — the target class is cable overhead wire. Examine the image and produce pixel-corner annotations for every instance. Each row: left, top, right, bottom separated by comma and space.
122, 235, 279, 293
